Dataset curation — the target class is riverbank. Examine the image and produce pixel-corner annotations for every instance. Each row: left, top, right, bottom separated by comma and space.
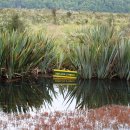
0, 105, 129, 130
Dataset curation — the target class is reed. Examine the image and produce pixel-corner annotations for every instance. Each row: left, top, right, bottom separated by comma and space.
0, 30, 55, 79
69, 24, 130, 80
116, 38, 130, 80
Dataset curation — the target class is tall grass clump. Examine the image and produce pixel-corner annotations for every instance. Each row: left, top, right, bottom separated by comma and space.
116, 38, 130, 80
69, 24, 130, 80
0, 30, 55, 79
54, 44, 73, 69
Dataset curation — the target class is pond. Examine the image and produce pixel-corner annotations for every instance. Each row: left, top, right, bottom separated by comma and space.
0, 77, 130, 129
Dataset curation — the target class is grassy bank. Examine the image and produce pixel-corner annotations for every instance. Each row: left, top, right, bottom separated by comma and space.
0, 9, 130, 80
69, 24, 130, 80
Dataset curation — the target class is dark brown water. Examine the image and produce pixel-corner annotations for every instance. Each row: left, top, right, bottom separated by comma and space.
0, 78, 129, 113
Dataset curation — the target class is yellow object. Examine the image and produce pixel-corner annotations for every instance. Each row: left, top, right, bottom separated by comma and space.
53, 75, 77, 79
53, 69, 77, 74
53, 69, 78, 78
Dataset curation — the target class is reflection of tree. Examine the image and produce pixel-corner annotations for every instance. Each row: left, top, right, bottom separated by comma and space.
0, 78, 55, 113
64, 80, 130, 109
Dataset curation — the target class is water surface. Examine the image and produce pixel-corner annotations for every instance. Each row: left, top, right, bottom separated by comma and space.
0, 78, 129, 113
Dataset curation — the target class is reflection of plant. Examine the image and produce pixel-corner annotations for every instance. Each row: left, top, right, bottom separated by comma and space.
0, 78, 55, 113
65, 80, 130, 109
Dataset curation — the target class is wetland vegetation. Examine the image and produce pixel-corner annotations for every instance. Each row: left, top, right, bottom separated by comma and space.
0, 9, 130, 80
0, 8, 130, 130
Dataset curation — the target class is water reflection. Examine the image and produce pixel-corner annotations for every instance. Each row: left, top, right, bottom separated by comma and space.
0, 78, 129, 113
0, 78, 55, 113
65, 80, 130, 109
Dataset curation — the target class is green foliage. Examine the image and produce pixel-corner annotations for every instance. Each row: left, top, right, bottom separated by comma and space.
0, 9, 129, 80
69, 24, 130, 80
0, 30, 55, 79
7, 13, 25, 32
0, 0, 130, 13
116, 38, 130, 79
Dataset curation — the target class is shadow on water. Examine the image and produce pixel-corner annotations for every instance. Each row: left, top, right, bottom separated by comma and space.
0, 78, 130, 113
65, 79, 130, 109
0, 77, 55, 113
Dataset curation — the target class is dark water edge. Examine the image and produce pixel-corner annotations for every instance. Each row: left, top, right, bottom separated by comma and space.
0, 77, 129, 113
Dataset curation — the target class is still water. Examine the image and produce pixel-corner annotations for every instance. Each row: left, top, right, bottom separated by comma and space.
0, 77, 129, 113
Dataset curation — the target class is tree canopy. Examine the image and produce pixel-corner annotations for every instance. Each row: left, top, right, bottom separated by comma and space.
0, 0, 130, 13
